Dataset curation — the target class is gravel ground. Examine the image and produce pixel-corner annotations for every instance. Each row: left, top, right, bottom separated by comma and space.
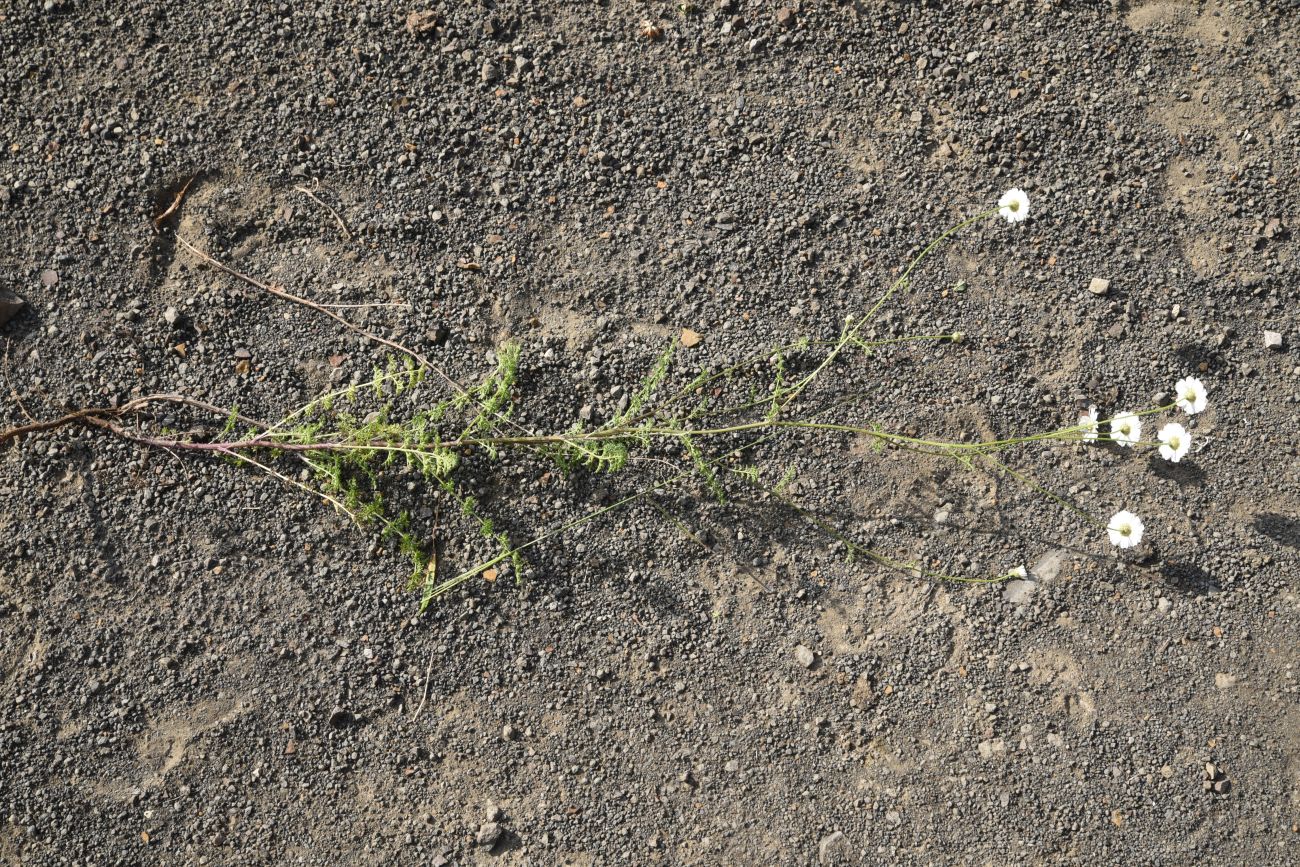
2, 1, 1299, 864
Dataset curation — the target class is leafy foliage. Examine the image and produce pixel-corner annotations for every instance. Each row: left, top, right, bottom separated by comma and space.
142, 203, 1073, 606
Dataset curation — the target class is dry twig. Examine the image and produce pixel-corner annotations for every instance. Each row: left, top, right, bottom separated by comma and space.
172, 234, 534, 441
294, 182, 354, 241
0, 393, 268, 448
412, 511, 442, 720
152, 174, 198, 231
3, 341, 35, 422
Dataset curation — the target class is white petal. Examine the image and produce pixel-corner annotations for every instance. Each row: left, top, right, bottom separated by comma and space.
1111, 412, 1142, 447
1174, 376, 1208, 414
998, 188, 1030, 223
1107, 510, 1144, 548
1157, 423, 1190, 462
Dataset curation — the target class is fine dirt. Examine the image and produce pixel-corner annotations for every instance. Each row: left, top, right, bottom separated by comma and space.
2, 1, 1299, 865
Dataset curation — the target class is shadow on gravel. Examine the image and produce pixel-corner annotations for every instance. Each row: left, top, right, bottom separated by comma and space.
0, 293, 39, 338
144, 169, 216, 288
1158, 560, 1220, 596
630, 492, 843, 609
77, 465, 129, 584
1252, 513, 1300, 549
488, 830, 523, 857
1148, 455, 1206, 487
1171, 340, 1225, 374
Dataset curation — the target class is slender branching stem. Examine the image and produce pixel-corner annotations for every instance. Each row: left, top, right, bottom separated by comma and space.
777, 208, 999, 411
1, 196, 1177, 606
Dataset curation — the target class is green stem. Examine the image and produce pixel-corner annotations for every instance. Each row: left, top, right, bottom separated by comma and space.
419, 429, 787, 603
980, 454, 1103, 529
778, 208, 1000, 410
770, 490, 1009, 585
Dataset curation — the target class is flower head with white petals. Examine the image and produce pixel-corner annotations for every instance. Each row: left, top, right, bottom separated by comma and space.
1107, 510, 1145, 549
1174, 376, 1207, 415
1078, 405, 1100, 442
1109, 411, 1141, 448
998, 188, 1030, 223
1157, 422, 1190, 462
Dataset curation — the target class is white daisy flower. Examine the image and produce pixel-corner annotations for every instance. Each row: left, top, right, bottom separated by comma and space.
998, 187, 1030, 223
1174, 376, 1207, 415
1157, 422, 1190, 462
1008, 565, 1028, 578
1078, 405, 1100, 442
1109, 411, 1142, 448
1107, 510, 1145, 549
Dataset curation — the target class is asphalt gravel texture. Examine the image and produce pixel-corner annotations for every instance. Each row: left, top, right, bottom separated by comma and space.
2, 1, 1299, 864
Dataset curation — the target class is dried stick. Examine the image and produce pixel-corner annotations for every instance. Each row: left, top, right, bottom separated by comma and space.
412, 646, 437, 720
3, 342, 35, 422
176, 237, 456, 405
294, 183, 354, 241
0, 407, 120, 446
0, 393, 267, 448
153, 174, 198, 230
412, 509, 442, 719
172, 234, 544, 446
